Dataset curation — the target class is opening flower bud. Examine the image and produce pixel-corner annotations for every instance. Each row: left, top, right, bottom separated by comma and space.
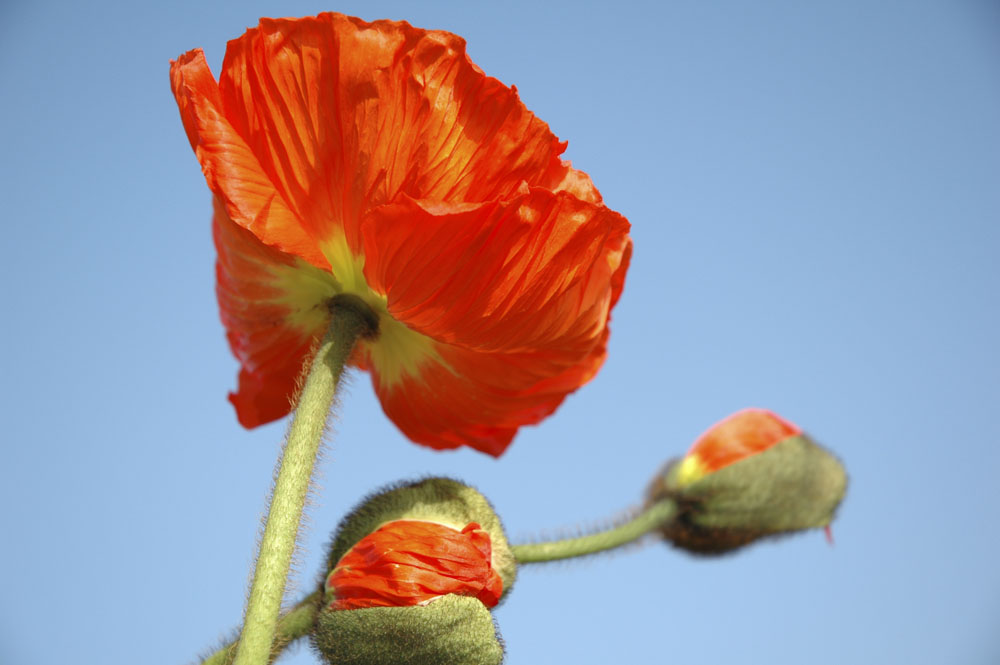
648, 409, 847, 554
313, 478, 513, 665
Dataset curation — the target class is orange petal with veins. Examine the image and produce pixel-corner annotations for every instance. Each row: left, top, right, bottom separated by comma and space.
327, 520, 503, 610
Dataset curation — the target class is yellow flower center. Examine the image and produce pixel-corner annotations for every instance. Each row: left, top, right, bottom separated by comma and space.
258, 232, 441, 390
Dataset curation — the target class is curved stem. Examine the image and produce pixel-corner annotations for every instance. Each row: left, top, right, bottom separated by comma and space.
203, 592, 320, 665
232, 304, 371, 665
511, 498, 678, 563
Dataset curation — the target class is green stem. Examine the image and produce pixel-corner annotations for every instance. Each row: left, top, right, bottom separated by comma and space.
203, 592, 320, 665
232, 302, 373, 665
511, 498, 678, 563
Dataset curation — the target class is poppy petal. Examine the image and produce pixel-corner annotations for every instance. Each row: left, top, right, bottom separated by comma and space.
213, 198, 339, 426
213, 13, 595, 253
365, 332, 609, 456
361, 190, 631, 357
170, 49, 327, 269
679, 408, 803, 482
327, 520, 503, 610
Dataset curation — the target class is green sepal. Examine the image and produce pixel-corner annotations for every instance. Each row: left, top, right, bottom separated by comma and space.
323, 478, 516, 599
313, 594, 503, 665
649, 434, 847, 554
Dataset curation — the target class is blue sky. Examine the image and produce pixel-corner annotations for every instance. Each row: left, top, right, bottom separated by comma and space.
2, 1, 999, 664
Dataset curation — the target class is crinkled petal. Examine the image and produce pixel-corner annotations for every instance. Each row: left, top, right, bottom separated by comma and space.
362, 189, 631, 356
170, 50, 328, 268
213, 13, 598, 253
213, 198, 338, 426
328, 520, 503, 610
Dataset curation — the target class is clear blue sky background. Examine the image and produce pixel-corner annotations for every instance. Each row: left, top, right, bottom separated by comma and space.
2, 1, 998, 663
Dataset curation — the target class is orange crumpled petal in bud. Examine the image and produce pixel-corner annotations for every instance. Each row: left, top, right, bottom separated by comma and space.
326, 520, 504, 611
169, 13, 632, 457
676, 408, 802, 484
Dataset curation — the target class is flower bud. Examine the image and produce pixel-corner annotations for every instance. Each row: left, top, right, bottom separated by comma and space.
647, 409, 847, 554
313, 478, 514, 665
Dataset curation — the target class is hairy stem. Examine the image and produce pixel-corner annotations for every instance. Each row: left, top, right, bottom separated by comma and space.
203, 592, 320, 665
232, 302, 373, 665
511, 498, 678, 563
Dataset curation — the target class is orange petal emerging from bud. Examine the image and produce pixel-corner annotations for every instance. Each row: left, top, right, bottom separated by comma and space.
674, 408, 801, 486
327, 520, 503, 611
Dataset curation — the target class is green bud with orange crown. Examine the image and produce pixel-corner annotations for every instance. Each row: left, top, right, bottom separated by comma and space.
313, 478, 515, 665
647, 408, 847, 554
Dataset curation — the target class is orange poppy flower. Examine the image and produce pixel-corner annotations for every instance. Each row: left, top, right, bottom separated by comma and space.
326, 520, 503, 610
169, 13, 631, 456
673, 408, 802, 486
